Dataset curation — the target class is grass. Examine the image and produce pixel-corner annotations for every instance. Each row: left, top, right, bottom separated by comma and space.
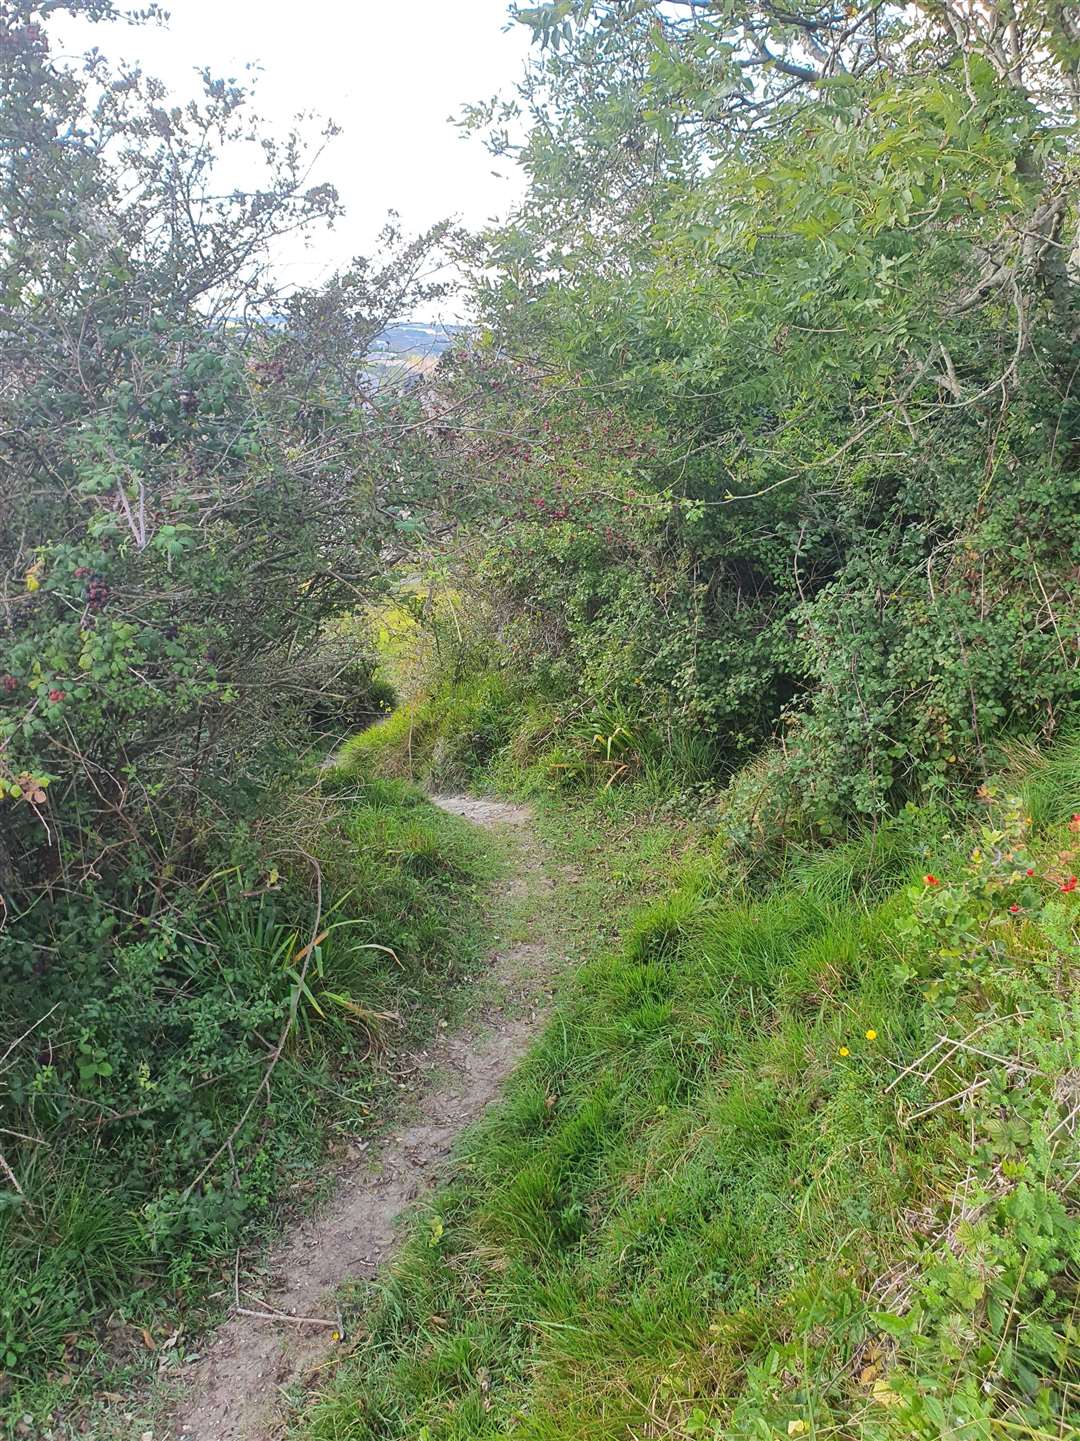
1006, 726, 1080, 830
0, 775, 498, 1426
332, 674, 525, 792
295, 754, 1080, 1440
329, 672, 722, 810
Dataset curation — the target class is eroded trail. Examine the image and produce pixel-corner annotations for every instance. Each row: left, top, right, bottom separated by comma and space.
171, 796, 557, 1441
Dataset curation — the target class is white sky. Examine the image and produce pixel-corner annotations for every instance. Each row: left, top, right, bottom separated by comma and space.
53, 0, 532, 317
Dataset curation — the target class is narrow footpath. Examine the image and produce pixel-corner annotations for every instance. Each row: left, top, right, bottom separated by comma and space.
170, 795, 561, 1441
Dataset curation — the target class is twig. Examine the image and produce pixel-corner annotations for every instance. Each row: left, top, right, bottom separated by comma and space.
0, 1003, 59, 1073
901, 1077, 989, 1128
0, 1148, 26, 1200
231, 1250, 337, 1330
0, 1126, 45, 1145
237, 1300, 340, 1331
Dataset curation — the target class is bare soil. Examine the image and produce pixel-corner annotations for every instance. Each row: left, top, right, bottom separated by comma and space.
169, 794, 557, 1441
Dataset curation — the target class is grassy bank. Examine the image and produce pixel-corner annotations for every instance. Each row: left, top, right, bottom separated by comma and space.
299, 735, 1080, 1440
0, 776, 496, 1422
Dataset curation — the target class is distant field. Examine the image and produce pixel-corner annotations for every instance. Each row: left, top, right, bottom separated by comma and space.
368, 321, 469, 383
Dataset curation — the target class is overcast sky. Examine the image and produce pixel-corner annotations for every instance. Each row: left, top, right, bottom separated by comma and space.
53, 0, 532, 317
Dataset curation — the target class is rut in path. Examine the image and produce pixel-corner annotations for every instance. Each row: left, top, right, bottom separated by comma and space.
170, 795, 559, 1441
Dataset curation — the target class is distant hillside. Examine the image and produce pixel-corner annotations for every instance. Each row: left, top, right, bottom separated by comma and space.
371, 321, 468, 357
367, 322, 469, 386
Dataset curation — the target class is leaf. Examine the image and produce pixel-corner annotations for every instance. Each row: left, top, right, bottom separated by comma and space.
291, 929, 330, 965
872, 1377, 902, 1407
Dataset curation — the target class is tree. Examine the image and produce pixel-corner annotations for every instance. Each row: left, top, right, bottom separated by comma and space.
0, 0, 446, 911
439, 0, 1079, 824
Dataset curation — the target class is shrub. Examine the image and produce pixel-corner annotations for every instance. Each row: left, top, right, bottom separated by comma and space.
0, 773, 493, 1398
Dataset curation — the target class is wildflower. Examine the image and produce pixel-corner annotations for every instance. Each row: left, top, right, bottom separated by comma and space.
1062, 876, 1078, 894
331, 1329, 341, 1343
1008, 904, 1020, 914
838, 1046, 850, 1057
1025, 868, 1034, 876
865, 1029, 878, 1041
924, 874, 940, 887
1069, 814, 1080, 834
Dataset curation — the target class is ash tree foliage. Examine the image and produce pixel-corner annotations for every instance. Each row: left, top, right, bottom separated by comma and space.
442, 0, 1080, 827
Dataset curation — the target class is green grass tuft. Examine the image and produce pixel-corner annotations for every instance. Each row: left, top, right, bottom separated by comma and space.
297, 751, 1080, 1441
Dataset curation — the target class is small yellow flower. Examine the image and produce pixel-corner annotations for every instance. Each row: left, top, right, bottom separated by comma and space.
838, 1046, 850, 1057
331, 1329, 341, 1343
865, 1029, 878, 1041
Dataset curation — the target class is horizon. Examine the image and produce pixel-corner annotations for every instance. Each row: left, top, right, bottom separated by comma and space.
52, 0, 532, 318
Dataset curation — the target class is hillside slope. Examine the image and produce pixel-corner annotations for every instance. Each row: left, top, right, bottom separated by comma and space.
296, 730, 1080, 1441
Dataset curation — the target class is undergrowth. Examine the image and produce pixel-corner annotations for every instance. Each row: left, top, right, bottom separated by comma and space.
330, 673, 720, 810
299, 735, 1080, 1441
0, 776, 495, 1421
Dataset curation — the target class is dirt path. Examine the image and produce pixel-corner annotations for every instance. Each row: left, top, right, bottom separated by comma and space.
170, 795, 557, 1441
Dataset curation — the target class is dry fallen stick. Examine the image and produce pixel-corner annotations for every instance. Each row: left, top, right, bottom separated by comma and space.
0, 1147, 25, 1199
237, 1302, 340, 1331
884, 1017, 1021, 1094
0, 1002, 60, 1074
0, 1125, 45, 1145
901, 1077, 989, 1128
231, 1250, 337, 1331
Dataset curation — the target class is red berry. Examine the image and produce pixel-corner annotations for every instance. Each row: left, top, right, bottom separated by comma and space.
2, 675, 17, 692
48, 688, 65, 702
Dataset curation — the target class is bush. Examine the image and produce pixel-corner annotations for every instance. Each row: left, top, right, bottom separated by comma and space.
330, 673, 526, 790
0, 773, 493, 1400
